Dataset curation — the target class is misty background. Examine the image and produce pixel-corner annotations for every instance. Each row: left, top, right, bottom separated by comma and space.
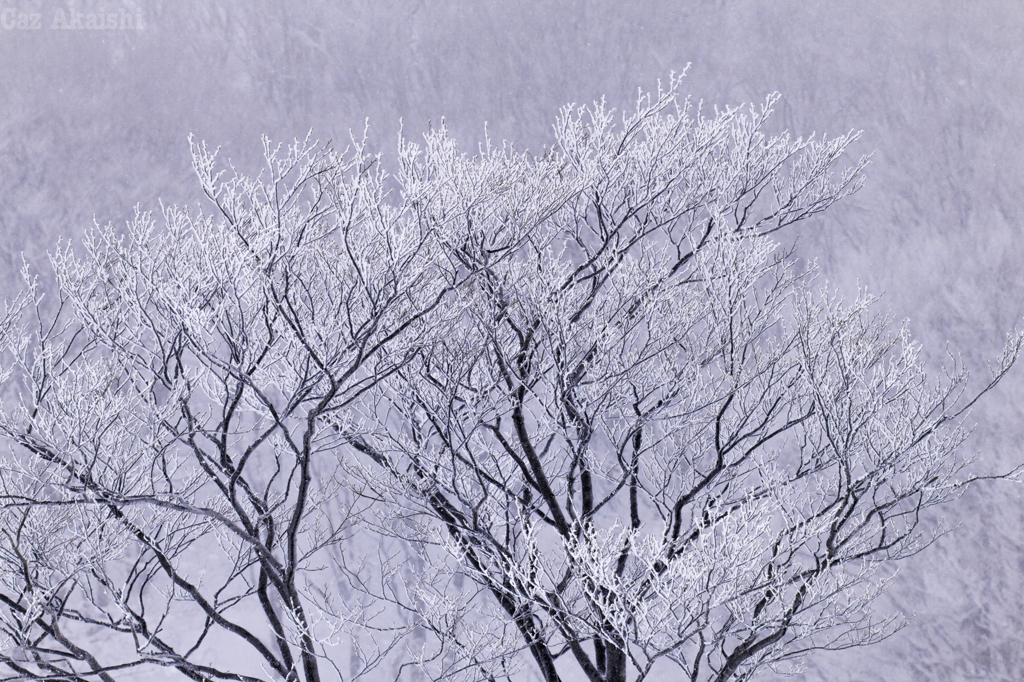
2, 1, 1023, 679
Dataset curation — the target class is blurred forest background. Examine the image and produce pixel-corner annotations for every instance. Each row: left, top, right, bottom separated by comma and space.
2, 0, 1024, 679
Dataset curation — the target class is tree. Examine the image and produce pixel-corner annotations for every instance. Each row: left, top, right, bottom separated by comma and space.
0, 76, 1019, 682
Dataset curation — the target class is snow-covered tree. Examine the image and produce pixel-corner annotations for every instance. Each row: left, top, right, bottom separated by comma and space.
0, 76, 1019, 682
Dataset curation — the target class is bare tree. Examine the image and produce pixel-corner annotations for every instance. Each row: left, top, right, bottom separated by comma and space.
0, 76, 1019, 682
336, 79, 1023, 682
0, 123, 578, 681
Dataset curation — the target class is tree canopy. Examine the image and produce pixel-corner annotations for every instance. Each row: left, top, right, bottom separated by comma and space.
0, 77, 1019, 682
